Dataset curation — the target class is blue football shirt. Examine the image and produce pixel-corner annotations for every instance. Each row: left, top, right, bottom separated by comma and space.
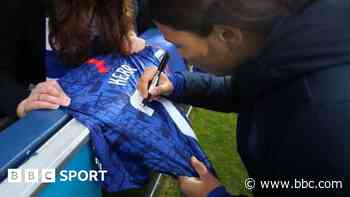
58, 46, 215, 192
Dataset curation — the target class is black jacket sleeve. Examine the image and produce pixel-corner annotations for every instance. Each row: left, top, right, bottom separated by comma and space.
208, 186, 236, 197
169, 72, 240, 113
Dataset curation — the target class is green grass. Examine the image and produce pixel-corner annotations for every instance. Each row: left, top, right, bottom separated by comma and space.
154, 108, 252, 197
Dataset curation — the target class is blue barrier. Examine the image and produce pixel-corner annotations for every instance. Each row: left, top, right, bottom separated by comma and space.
0, 110, 70, 182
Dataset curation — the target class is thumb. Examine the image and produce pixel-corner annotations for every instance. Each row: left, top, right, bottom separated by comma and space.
191, 156, 208, 179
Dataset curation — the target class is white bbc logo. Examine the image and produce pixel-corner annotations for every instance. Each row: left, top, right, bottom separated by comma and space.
8, 169, 56, 183
24, 169, 38, 183
41, 169, 56, 183
8, 169, 22, 183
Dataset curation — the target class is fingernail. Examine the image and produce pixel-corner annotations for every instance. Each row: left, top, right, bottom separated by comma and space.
150, 88, 157, 95
54, 105, 60, 109
63, 97, 71, 106
183, 176, 191, 181
191, 156, 200, 162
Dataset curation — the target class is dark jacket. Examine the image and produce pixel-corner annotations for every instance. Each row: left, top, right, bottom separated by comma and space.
169, 0, 350, 196
0, 0, 45, 117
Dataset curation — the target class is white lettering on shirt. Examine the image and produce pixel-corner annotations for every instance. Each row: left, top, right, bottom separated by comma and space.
108, 64, 137, 86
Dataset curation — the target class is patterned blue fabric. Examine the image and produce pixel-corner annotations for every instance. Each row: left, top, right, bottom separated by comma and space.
58, 47, 215, 192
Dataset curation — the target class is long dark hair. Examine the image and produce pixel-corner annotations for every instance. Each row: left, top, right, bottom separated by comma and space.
49, 0, 134, 65
150, 0, 317, 36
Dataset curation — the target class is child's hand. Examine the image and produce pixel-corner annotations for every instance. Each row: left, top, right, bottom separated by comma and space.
124, 31, 146, 54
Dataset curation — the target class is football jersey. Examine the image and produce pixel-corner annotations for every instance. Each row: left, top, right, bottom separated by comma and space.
58, 46, 215, 192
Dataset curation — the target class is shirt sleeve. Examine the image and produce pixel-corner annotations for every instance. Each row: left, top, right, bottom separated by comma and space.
168, 72, 240, 113
208, 186, 235, 197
